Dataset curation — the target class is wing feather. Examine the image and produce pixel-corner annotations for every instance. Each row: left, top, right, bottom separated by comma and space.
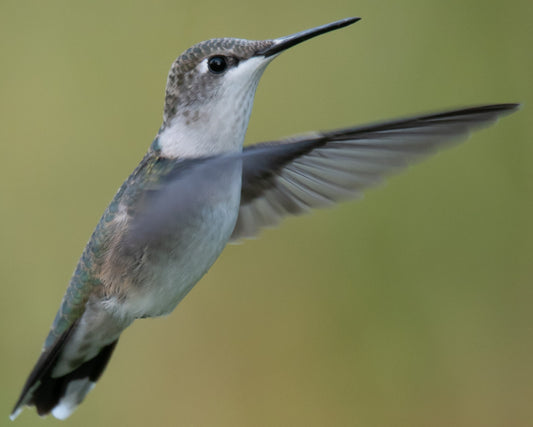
231, 104, 519, 241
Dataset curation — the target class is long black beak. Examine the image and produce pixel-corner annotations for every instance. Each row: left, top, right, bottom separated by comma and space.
257, 17, 360, 58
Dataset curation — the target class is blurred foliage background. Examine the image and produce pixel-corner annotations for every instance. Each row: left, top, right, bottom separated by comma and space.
1, 0, 532, 426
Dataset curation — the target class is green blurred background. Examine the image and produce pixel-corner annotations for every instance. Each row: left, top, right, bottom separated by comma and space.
1, 0, 532, 426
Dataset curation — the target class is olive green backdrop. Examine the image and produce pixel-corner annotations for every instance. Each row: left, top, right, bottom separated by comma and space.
1, 1, 531, 426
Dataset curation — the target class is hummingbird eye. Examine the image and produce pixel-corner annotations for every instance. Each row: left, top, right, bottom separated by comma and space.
207, 56, 228, 74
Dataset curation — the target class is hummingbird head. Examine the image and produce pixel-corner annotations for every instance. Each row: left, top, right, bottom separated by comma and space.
156, 17, 360, 158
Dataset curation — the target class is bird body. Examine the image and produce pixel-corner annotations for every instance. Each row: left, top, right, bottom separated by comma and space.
11, 17, 518, 420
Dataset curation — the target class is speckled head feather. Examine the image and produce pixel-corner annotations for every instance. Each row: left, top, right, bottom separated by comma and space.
163, 38, 274, 126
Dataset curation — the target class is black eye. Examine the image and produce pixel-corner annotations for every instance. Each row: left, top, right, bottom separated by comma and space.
207, 56, 228, 74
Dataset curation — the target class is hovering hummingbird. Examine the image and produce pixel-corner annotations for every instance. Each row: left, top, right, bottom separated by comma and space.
11, 17, 518, 420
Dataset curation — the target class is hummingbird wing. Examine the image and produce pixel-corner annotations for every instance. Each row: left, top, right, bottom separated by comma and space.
91, 103, 519, 250
230, 103, 519, 241
120, 155, 243, 252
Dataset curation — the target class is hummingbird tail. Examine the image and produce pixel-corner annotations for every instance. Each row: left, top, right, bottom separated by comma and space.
10, 321, 119, 420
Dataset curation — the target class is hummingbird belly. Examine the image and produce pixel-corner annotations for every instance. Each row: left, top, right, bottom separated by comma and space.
105, 164, 242, 320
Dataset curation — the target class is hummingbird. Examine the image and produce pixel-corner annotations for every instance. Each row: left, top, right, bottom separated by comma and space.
11, 17, 518, 420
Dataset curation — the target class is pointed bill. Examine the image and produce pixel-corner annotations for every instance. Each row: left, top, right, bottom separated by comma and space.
257, 17, 361, 57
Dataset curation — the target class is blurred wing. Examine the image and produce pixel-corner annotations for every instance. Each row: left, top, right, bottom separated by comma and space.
122, 155, 243, 251
231, 103, 519, 241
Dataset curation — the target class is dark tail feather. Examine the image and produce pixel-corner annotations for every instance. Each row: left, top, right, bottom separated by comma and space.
11, 323, 118, 420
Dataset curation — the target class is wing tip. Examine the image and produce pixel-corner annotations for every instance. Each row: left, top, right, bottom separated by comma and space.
473, 102, 521, 117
